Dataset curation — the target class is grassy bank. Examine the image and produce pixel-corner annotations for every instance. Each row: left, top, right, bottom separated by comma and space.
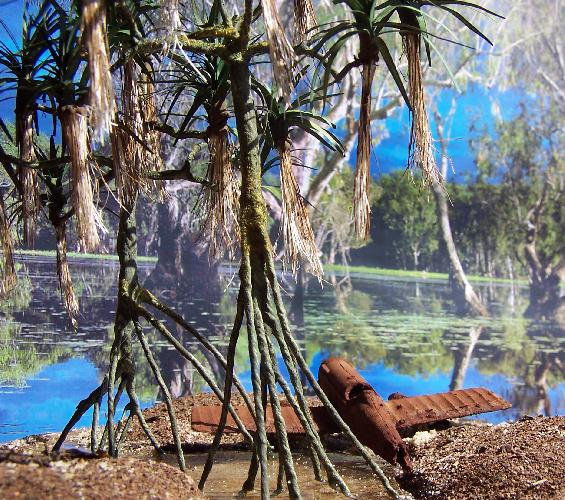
324, 263, 529, 285
16, 250, 531, 285
15, 249, 158, 263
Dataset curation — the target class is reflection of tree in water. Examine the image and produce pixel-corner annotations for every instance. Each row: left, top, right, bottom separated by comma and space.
12, 261, 118, 339
301, 275, 564, 417
10, 262, 127, 386
0, 274, 69, 386
0, 321, 66, 388
531, 352, 564, 416
305, 278, 454, 373
140, 244, 235, 400
13, 249, 242, 403
450, 326, 483, 391
476, 320, 564, 418
6, 260, 563, 418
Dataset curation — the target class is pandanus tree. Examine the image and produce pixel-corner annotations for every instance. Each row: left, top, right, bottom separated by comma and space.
312, 0, 500, 239
255, 79, 343, 278
158, 52, 240, 258
0, 1, 85, 323
0, 3, 58, 244
0, 0, 500, 497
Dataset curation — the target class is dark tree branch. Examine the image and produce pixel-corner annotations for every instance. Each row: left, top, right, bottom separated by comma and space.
151, 122, 207, 140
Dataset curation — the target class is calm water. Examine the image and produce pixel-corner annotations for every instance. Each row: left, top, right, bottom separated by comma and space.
1, 257, 563, 443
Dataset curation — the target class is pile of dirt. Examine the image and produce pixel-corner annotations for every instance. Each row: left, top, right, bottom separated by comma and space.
0, 452, 199, 499
399, 415, 565, 499
125, 392, 248, 453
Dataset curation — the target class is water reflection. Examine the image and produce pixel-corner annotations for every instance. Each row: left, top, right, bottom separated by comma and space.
0, 258, 563, 442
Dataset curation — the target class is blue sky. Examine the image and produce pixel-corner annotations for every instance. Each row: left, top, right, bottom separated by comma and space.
361, 84, 518, 182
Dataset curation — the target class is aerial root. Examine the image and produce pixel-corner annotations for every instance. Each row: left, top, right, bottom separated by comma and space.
106, 337, 122, 456
258, 273, 349, 495
199, 291, 246, 490
133, 302, 254, 443
55, 286, 258, 478
91, 397, 100, 453
116, 406, 133, 454
125, 383, 163, 454
198, 247, 358, 499
253, 294, 301, 498
265, 259, 402, 499
134, 320, 186, 471
54, 363, 167, 459
138, 287, 255, 417
52, 376, 109, 453
241, 449, 260, 495
263, 314, 332, 487
274, 457, 285, 496
53, 261, 401, 498
241, 255, 270, 497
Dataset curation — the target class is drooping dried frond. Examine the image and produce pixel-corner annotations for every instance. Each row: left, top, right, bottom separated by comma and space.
353, 63, 376, 240
81, 0, 116, 144
279, 140, 323, 279
60, 106, 104, 252
404, 33, 442, 187
261, 0, 297, 104
138, 67, 165, 199
114, 60, 164, 204
159, 0, 181, 31
117, 60, 143, 202
0, 193, 16, 297
204, 126, 240, 259
293, 0, 317, 45
55, 223, 79, 330
20, 167, 39, 245
110, 125, 131, 205
17, 112, 39, 245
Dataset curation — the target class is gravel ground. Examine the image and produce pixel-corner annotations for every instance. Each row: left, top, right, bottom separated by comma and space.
1, 394, 563, 499
398, 415, 565, 499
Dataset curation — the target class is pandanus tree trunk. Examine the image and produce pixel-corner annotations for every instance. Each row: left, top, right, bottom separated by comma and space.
47, 169, 79, 328
353, 60, 376, 240
16, 109, 39, 245
197, 59, 401, 500
54, 222, 79, 329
